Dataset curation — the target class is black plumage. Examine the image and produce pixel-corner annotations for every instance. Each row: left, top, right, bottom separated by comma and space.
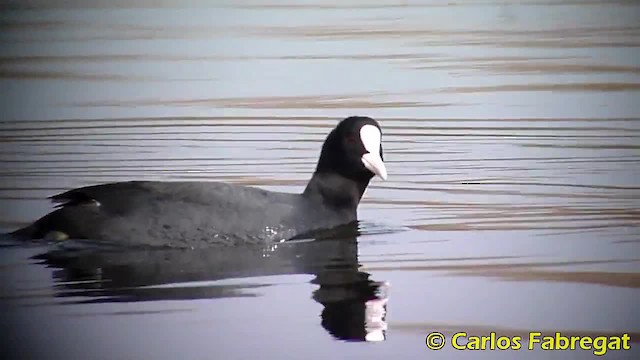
9, 116, 387, 248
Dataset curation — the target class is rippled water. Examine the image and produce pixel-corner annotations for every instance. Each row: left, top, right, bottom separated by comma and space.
1, 1, 639, 359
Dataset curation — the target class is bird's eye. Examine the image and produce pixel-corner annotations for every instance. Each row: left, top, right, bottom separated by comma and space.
346, 133, 357, 144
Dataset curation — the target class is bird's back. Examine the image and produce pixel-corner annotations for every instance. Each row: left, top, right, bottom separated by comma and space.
24, 181, 303, 247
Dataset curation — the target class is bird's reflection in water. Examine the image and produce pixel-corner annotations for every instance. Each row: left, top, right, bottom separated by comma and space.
32, 222, 390, 342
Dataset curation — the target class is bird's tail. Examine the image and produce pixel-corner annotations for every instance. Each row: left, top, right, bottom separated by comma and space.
5, 213, 57, 241
7, 222, 41, 241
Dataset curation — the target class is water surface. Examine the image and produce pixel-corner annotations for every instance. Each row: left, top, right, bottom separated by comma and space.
1, 1, 639, 359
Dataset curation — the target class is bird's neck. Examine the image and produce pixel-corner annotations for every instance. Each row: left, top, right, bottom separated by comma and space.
303, 172, 370, 211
